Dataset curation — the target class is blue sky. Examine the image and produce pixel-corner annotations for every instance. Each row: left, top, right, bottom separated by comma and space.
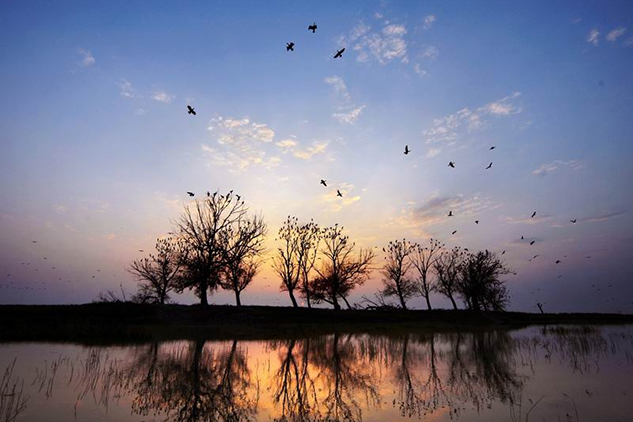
1, 1, 633, 312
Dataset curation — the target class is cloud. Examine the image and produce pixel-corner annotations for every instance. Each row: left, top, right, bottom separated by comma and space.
325, 76, 351, 101
53, 205, 68, 214
276, 139, 328, 160
119, 80, 138, 98
320, 183, 361, 212
204, 117, 280, 170
151, 90, 175, 103
342, 21, 409, 64
413, 63, 427, 77
421, 46, 439, 61
422, 15, 436, 30
426, 148, 441, 158
504, 214, 553, 225
532, 160, 583, 176
332, 105, 366, 124
78, 48, 95, 67
424, 92, 522, 145
607, 27, 626, 42
587, 29, 600, 46
579, 211, 626, 223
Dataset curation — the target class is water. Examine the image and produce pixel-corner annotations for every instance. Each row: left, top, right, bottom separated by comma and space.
1, 326, 632, 422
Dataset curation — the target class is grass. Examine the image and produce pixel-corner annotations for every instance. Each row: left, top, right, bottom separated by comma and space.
0, 303, 631, 344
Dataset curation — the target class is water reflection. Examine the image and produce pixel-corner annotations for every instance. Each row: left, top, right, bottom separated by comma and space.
8, 325, 633, 422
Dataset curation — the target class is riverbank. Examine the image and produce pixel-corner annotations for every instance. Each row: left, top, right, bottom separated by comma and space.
1, 303, 631, 343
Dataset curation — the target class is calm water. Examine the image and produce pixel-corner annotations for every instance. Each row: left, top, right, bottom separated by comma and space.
1, 326, 632, 422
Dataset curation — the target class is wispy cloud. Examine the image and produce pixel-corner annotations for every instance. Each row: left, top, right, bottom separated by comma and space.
422, 14, 436, 30
276, 139, 328, 160
151, 90, 175, 103
587, 29, 600, 46
119, 79, 138, 99
580, 211, 626, 223
342, 21, 408, 64
204, 117, 280, 171
320, 183, 361, 212
607, 27, 626, 42
325, 76, 351, 101
77, 48, 95, 67
332, 106, 366, 124
504, 214, 552, 225
532, 160, 583, 176
424, 92, 522, 145
426, 148, 441, 158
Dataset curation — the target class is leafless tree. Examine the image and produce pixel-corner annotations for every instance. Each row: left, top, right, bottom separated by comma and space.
218, 213, 267, 306
458, 250, 511, 311
173, 190, 249, 306
409, 239, 443, 310
128, 237, 186, 304
380, 239, 416, 309
310, 225, 375, 310
433, 247, 465, 310
297, 221, 321, 308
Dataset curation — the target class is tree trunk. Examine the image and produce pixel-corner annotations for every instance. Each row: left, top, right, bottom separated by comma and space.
398, 291, 407, 310
425, 295, 432, 310
341, 295, 352, 310
235, 290, 242, 306
288, 290, 298, 308
332, 295, 341, 310
449, 294, 458, 310
199, 280, 209, 306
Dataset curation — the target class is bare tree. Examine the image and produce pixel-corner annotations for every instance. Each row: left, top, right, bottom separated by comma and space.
173, 190, 248, 306
218, 213, 267, 306
128, 237, 185, 305
273, 217, 322, 308
380, 239, 416, 309
433, 247, 465, 310
409, 239, 443, 310
458, 250, 511, 311
310, 225, 375, 310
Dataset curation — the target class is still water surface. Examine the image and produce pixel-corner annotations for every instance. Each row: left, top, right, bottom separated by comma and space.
1, 325, 632, 422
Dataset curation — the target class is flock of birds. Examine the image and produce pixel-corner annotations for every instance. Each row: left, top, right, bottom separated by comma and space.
1, 21, 626, 312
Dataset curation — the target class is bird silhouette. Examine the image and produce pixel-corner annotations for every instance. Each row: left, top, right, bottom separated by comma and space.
448, 161, 455, 168
187, 191, 195, 197
308, 23, 317, 33
334, 48, 345, 58
570, 219, 577, 223
404, 145, 410, 155
521, 235, 524, 240
530, 240, 535, 245
236, 194, 241, 201
452, 230, 457, 235
337, 190, 343, 197
448, 211, 453, 217
187, 105, 196, 115
475, 220, 479, 224
32, 240, 37, 243
555, 260, 561, 264
490, 146, 496, 150
320, 179, 327, 187
138, 249, 144, 252
531, 211, 537, 218
486, 162, 493, 169
286, 42, 295, 51
502, 250, 506, 255
557, 275, 563, 279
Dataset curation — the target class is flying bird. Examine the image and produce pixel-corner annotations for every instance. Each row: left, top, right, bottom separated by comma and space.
138, 249, 144, 252
334, 48, 345, 58
337, 190, 343, 197
475, 220, 479, 224
448, 161, 455, 168
490, 146, 496, 150
521, 236, 524, 240
570, 219, 577, 223
502, 250, 506, 255
286, 42, 295, 51
32, 240, 37, 243
555, 260, 561, 264
531, 211, 537, 218
448, 211, 453, 217
530, 240, 535, 245
187, 105, 196, 115
320, 179, 327, 187
452, 230, 457, 235
404, 145, 410, 155
486, 162, 493, 169
308, 23, 317, 33
187, 191, 195, 197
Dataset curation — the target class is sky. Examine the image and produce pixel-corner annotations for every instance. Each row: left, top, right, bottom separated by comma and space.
1, 1, 633, 312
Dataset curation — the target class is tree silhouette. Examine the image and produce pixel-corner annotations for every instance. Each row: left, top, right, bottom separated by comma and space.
433, 246, 465, 310
380, 239, 416, 309
128, 237, 186, 304
409, 239, 443, 310
310, 225, 375, 310
458, 250, 511, 311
